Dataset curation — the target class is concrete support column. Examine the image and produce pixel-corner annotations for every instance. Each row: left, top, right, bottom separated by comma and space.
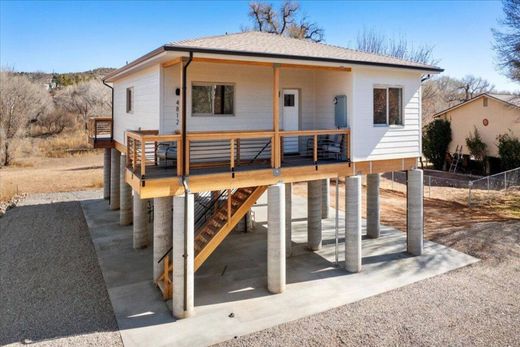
103, 148, 111, 200
153, 197, 173, 281
321, 178, 330, 219
285, 182, 292, 258
345, 175, 362, 273
267, 182, 286, 294
109, 149, 120, 210
133, 192, 149, 249
366, 173, 381, 239
307, 180, 322, 251
172, 194, 194, 319
407, 169, 424, 256
120, 154, 133, 225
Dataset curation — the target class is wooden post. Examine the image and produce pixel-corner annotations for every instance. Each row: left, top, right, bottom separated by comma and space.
133, 139, 137, 171
163, 255, 169, 299
236, 139, 240, 167
140, 139, 146, 177
227, 189, 232, 223
177, 138, 183, 177
273, 64, 281, 168
154, 141, 158, 166
230, 138, 235, 170
313, 134, 318, 163
185, 140, 190, 175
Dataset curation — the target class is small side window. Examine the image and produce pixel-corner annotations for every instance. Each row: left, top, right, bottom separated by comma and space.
126, 87, 134, 113
483, 97, 488, 107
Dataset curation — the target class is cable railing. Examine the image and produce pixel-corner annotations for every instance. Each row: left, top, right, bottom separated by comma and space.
126, 128, 351, 180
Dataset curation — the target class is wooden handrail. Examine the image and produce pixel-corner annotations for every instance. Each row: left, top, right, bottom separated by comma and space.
124, 128, 351, 180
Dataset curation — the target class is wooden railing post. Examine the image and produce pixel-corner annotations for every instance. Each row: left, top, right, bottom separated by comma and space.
313, 134, 318, 163
236, 139, 240, 167
163, 255, 169, 299
185, 140, 190, 175
177, 138, 183, 177
141, 139, 146, 177
227, 189, 232, 223
230, 138, 235, 172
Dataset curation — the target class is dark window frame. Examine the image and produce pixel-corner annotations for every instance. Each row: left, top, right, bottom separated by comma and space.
373, 86, 404, 126
126, 87, 134, 114
191, 82, 235, 117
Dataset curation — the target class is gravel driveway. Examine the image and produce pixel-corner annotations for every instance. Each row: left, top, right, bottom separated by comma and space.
0, 197, 122, 346
219, 220, 520, 346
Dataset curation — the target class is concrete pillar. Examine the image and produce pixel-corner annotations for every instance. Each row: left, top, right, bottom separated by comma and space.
321, 178, 330, 219
153, 197, 173, 281
110, 149, 120, 210
407, 169, 424, 256
307, 180, 322, 251
267, 182, 286, 294
345, 175, 362, 273
285, 182, 292, 258
234, 210, 253, 232
103, 148, 111, 200
133, 192, 149, 249
120, 154, 133, 225
172, 194, 194, 319
366, 173, 381, 239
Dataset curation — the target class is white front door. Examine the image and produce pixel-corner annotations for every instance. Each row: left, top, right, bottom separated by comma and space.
282, 89, 299, 153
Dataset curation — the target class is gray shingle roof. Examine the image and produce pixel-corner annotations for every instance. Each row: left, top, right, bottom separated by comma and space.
167, 31, 442, 72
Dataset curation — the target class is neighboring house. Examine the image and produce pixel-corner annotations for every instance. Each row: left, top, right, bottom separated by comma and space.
434, 93, 520, 158
88, 32, 442, 319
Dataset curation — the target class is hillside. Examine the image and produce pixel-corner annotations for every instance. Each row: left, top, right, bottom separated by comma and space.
15, 67, 116, 88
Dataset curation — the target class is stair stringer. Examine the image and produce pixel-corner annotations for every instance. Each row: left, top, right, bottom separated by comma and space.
194, 186, 267, 271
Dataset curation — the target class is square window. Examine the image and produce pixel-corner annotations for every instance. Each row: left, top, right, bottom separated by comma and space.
373, 87, 403, 126
284, 94, 295, 107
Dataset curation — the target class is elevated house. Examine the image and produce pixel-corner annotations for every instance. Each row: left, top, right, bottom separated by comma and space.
88, 32, 442, 319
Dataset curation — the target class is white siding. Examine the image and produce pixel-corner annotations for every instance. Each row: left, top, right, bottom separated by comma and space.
161, 63, 352, 133
351, 67, 422, 161
113, 65, 161, 144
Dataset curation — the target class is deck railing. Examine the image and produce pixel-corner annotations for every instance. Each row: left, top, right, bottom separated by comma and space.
125, 128, 350, 179
126, 130, 182, 178
87, 117, 112, 145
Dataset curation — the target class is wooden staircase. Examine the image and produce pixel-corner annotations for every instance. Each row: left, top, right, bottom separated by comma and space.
155, 185, 267, 299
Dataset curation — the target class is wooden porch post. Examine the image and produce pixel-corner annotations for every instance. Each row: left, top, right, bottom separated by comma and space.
273, 64, 281, 168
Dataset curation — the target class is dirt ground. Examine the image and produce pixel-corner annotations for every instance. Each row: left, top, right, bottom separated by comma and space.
0, 152, 104, 201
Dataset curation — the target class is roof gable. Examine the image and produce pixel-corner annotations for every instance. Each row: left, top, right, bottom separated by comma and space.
433, 93, 520, 118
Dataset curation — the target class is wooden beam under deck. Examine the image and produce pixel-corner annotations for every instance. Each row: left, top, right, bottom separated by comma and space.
178, 57, 352, 72
130, 157, 419, 199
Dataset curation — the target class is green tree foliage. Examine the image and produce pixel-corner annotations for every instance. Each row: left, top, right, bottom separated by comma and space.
497, 131, 520, 170
465, 127, 487, 162
423, 119, 452, 170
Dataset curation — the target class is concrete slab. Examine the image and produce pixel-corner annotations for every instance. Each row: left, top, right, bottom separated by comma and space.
81, 192, 479, 347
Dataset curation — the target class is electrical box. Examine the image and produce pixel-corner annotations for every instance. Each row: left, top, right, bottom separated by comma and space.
334, 95, 348, 128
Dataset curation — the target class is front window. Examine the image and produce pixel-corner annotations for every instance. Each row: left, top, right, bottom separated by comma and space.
192, 83, 234, 116
373, 87, 403, 126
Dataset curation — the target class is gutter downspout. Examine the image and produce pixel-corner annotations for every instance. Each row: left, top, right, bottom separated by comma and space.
182, 52, 193, 315
102, 80, 114, 204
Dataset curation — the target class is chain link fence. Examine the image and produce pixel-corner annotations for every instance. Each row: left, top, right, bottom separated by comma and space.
468, 167, 520, 206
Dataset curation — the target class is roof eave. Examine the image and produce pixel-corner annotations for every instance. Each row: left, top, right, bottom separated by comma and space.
164, 45, 444, 73
104, 44, 444, 82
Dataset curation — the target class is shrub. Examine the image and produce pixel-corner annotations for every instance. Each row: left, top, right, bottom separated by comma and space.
497, 132, 520, 170
466, 127, 487, 161
423, 119, 452, 170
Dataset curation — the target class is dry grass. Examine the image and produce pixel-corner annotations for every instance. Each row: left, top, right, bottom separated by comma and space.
37, 129, 92, 158
0, 152, 104, 202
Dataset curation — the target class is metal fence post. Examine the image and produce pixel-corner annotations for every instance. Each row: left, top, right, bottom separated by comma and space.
391, 171, 394, 190
428, 175, 431, 198
468, 181, 473, 207
504, 172, 507, 191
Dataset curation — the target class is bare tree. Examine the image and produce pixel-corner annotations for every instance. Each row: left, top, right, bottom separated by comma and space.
422, 75, 495, 123
356, 28, 439, 65
493, 0, 520, 82
54, 79, 111, 127
0, 71, 52, 166
457, 75, 495, 102
247, 1, 324, 42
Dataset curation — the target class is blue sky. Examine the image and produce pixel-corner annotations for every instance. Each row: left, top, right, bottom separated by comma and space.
1, 0, 518, 91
